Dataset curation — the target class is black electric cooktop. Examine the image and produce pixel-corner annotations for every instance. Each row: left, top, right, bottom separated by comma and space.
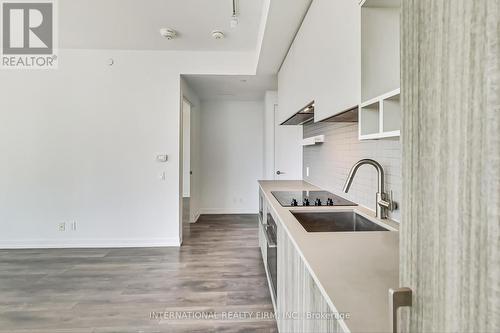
271, 191, 357, 207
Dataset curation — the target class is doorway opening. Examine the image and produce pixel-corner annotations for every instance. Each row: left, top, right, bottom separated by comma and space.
179, 74, 297, 229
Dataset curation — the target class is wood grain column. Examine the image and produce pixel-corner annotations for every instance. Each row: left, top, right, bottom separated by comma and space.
401, 0, 499, 332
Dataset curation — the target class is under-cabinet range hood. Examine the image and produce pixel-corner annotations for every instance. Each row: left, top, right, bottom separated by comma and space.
280, 101, 315, 125
320, 105, 358, 122
280, 102, 359, 125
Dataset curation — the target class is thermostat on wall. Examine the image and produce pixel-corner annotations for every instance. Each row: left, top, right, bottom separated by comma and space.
156, 154, 168, 162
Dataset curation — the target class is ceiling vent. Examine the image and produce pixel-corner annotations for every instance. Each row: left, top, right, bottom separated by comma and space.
212, 30, 225, 40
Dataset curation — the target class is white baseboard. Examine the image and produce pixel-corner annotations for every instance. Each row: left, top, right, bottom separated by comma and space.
199, 208, 258, 215
0, 237, 181, 249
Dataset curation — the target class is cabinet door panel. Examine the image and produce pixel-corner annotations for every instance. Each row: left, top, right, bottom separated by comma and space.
276, 224, 347, 333
278, 42, 312, 123
312, 0, 360, 121
278, 0, 360, 123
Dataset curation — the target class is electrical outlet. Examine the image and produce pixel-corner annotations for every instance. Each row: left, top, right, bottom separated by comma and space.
71, 221, 77, 231
58, 222, 66, 232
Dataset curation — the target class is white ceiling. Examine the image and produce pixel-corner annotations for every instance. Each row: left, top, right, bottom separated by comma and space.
58, 0, 313, 75
59, 0, 264, 51
183, 74, 277, 101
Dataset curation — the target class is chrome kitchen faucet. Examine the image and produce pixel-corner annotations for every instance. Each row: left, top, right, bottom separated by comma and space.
343, 159, 396, 219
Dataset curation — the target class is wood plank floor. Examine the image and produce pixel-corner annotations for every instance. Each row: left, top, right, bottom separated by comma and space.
0, 214, 277, 333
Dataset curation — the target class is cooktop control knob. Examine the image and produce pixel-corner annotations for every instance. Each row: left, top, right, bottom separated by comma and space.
303, 198, 310, 206
326, 198, 334, 206
314, 198, 322, 206
291, 199, 298, 206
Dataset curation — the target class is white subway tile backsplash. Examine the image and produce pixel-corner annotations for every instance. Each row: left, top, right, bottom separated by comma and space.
303, 122, 402, 222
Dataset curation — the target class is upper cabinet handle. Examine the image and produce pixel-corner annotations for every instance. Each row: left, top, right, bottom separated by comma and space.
389, 287, 412, 333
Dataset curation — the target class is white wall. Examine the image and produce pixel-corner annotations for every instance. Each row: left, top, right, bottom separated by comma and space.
199, 100, 264, 214
0, 49, 254, 248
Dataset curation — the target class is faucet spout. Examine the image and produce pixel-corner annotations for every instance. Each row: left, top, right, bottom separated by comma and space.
343, 159, 385, 193
343, 159, 392, 219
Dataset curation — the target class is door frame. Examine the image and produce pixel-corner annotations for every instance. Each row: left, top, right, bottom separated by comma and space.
179, 95, 193, 245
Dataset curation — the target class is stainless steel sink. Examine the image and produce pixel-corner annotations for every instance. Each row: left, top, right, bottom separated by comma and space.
291, 211, 389, 232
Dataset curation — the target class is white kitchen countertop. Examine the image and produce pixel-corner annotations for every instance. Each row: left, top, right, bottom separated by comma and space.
258, 180, 399, 333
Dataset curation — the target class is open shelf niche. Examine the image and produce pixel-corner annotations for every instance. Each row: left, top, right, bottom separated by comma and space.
359, 0, 401, 140
359, 88, 400, 140
302, 135, 325, 146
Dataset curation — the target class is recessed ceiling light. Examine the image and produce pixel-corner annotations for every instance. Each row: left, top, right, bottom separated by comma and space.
212, 30, 225, 40
160, 28, 177, 40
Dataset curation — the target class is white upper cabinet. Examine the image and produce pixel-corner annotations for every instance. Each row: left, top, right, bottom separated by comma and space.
278, 0, 360, 124
277, 19, 315, 124
358, 0, 401, 140
312, 0, 361, 121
